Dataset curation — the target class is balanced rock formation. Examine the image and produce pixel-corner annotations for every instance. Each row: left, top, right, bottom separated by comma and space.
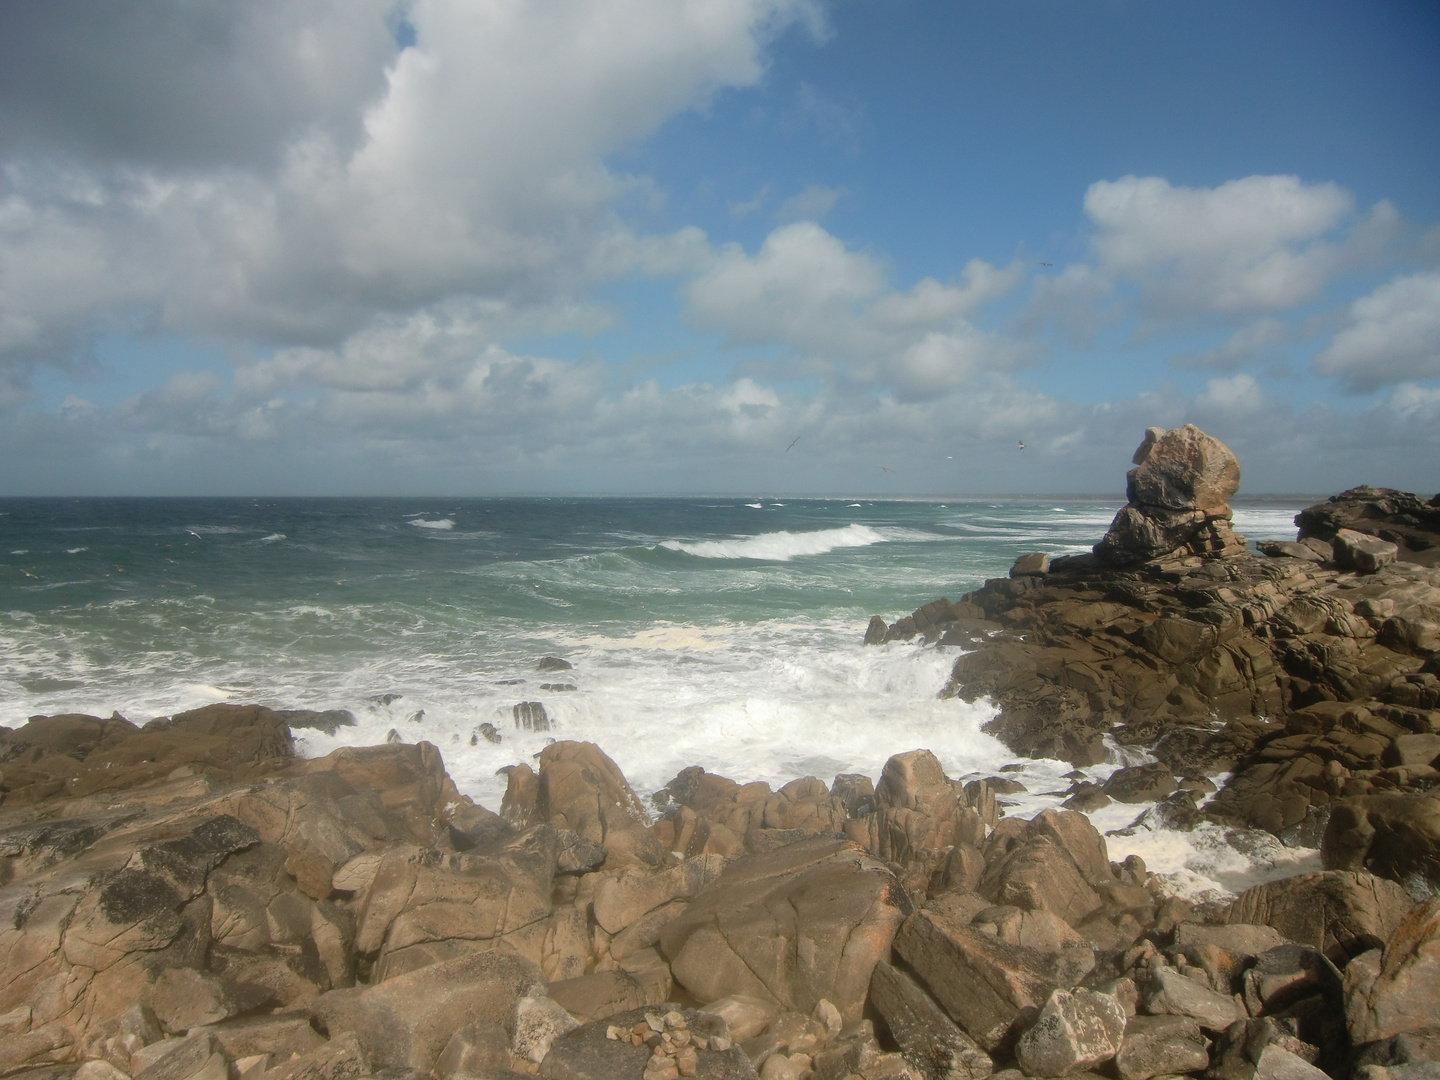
1094, 425, 1247, 567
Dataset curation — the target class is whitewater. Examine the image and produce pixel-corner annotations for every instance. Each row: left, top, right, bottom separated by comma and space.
0, 495, 1319, 902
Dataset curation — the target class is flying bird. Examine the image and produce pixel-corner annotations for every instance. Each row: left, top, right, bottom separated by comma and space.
879, 466, 893, 473
1018, 441, 1026, 452
785, 435, 801, 452
1040, 262, 1052, 267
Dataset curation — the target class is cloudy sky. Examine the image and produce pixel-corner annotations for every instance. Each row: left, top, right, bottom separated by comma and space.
2, 0, 1437, 496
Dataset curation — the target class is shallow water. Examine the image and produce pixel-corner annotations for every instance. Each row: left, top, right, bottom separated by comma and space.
0, 495, 1319, 899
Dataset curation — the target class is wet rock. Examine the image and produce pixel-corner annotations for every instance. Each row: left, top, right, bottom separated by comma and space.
1323, 792, 1440, 897
276, 710, 357, 736
539, 657, 574, 672
1102, 765, 1177, 805
514, 701, 551, 732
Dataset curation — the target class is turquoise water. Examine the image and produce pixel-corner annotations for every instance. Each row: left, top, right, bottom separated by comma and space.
1, 495, 1317, 896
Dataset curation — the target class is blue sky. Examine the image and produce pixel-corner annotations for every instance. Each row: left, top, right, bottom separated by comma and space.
0, 0, 1437, 495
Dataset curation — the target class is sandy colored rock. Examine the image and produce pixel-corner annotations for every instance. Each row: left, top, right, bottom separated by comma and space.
309, 950, 546, 1071
1346, 898, 1440, 1045
1227, 870, 1414, 963
660, 837, 909, 1025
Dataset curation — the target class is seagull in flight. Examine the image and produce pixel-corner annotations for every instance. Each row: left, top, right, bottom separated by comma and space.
785, 435, 801, 452
1018, 441, 1026, 452
879, 466, 893, 473
1040, 262, 1052, 267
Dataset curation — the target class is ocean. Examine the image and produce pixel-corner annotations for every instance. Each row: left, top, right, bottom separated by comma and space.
1, 495, 1322, 900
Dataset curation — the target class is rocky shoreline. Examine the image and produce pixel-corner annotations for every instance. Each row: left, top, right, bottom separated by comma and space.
2, 427, 1437, 1080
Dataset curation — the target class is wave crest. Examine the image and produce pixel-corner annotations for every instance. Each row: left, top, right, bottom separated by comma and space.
660, 524, 886, 561
409, 518, 455, 530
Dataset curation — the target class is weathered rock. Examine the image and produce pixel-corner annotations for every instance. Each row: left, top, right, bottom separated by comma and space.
660, 837, 909, 1025
528, 742, 666, 869
513, 995, 581, 1064
1227, 871, 1415, 963
978, 811, 1112, 929
1136, 965, 1242, 1032
1094, 426, 1242, 566
1011, 554, 1051, 578
264, 1030, 370, 1080
1323, 793, 1440, 898
1014, 988, 1125, 1078
593, 856, 725, 935
1113, 1014, 1209, 1080
536, 1005, 755, 1080
1297, 487, 1440, 567
434, 1021, 511, 1076
1335, 530, 1401, 575
869, 959, 993, 1080
1346, 898, 1440, 1045
891, 905, 1061, 1052
310, 950, 546, 1071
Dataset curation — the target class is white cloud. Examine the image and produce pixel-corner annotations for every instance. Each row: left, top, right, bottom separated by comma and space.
775, 184, 845, 222
0, 0, 823, 365
1084, 174, 1356, 317
684, 221, 1026, 398
1172, 318, 1289, 370
1194, 372, 1266, 416
1313, 271, 1440, 390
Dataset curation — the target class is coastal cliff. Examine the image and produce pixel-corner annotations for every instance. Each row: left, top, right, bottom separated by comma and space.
2, 428, 1438, 1080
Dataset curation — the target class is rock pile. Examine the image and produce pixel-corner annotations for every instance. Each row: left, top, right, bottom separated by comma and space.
4, 702, 1439, 1080
869, 427, 1440, 892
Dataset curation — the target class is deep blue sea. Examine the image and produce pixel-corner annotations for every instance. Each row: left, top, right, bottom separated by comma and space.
0, 495, 1321, 898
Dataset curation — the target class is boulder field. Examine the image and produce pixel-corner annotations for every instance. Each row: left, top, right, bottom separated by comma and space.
2, 427, 1438, 1080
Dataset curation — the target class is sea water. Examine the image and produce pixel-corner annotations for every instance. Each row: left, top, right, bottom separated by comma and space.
0, 495, 1321, 901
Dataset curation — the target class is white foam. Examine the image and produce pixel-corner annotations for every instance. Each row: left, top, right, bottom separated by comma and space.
66, 547, 88, 554
409, 518, 455, 530
260, 533, 286, 543
660, 524, 886, 561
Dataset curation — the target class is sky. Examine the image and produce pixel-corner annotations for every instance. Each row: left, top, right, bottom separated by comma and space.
1, 0, 1437, 497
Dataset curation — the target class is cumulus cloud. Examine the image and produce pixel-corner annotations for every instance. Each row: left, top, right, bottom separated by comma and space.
0, 0, 823, 366
684, 221, 1026, 398
775, 184, 845, 222
1313, 271, 1440, 391
1171, 319, 1289, 370
1085, 174, 1356, 316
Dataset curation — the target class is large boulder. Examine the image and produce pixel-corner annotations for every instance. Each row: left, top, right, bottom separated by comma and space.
309, 950, 546, 1071
1094, 425, 1244, 566
868, 959, 993, 1080
1226, 871, 1415, 963
523, 742, 667, 869
891, 904, 1064, 1052
1296, 486, 1440, 567
658, 837, 909, 1025
1323, 793, 1440, 897
1015, 988, 1126, 1078
1345, 898, 1440, 1045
